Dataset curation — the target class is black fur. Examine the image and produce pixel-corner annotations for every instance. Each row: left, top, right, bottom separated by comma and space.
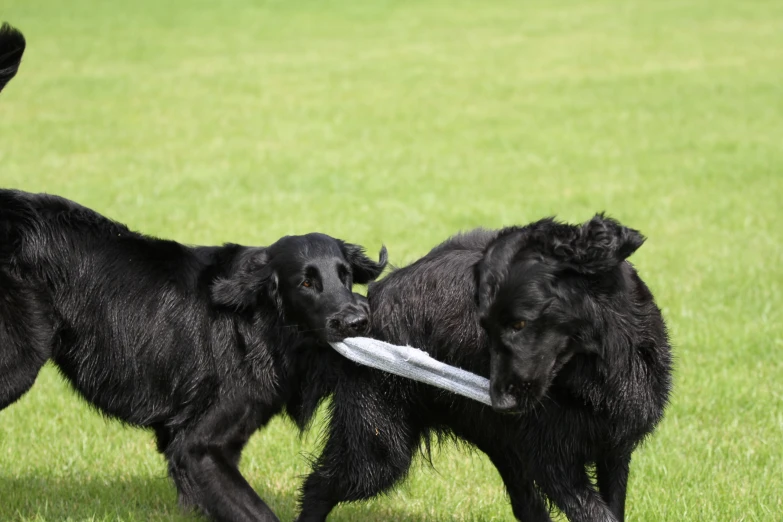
0, 23, 25, 93
296, 215, 672, 522
0, 188, 386, 522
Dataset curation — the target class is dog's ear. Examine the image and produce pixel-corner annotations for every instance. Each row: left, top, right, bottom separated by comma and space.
477, 229, 526, 313
211, 247, 278, 310
574, 325, 606, 358
560, 214, 645, 274
341, 243, 388, 284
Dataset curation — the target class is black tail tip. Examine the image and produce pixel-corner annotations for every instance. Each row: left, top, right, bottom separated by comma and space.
0, 22, 26, 51
0, 22, 26, 93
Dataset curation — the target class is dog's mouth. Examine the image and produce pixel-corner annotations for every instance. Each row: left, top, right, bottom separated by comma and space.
325, 330, 351, 344
492, 379, 549, 414
322, 326, 371, 345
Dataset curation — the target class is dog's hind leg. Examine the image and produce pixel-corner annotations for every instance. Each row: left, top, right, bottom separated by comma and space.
0, 272, 51, 410
296, 377, 420, 522
596, 452, 631, 521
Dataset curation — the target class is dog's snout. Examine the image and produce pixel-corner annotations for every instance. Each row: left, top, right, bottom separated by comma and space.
491, 391, 519, 413
345, 314, 368, 332
326, 308, 370, 341
490, 381, 537, 414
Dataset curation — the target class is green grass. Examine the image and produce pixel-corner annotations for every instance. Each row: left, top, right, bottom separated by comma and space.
1, 0, 782, 520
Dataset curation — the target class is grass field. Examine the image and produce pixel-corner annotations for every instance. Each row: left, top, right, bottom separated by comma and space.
1, 0, 782, 520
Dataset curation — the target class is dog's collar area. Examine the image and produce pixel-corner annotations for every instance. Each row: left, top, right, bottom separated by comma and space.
329, 337, 491, 406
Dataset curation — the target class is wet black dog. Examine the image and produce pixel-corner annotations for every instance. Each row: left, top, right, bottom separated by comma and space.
297, 215, 672, 522
0, 23, 25, 93
0, 189, 386, 522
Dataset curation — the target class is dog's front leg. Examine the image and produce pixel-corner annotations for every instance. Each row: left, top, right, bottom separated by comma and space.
168, 400, 281, 522
482, 449, 552, 522
595, 452, 631, 521
536, 460, 617, 522
296, 375, 418, 522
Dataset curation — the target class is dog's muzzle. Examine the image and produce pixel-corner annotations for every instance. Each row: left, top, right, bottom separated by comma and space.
326, 307, 370, 341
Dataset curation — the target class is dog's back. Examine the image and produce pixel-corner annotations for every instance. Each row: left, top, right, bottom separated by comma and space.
292, 230, 495, 410
1, 189, 133, 265
0, 188, 210, 416
0, 190, 44, 261
369, 228, 498, 372
0, 188, 196, 270
0, 23, 25, 93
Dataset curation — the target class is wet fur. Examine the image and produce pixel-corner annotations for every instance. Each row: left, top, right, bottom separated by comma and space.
297, 215, 672, 522
0, 188, 386, 522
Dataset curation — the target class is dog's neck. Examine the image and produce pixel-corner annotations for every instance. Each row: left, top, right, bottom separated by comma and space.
554, 277, 672, 436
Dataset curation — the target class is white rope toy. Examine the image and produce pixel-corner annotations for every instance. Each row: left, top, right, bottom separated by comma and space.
329, 337, 491, 406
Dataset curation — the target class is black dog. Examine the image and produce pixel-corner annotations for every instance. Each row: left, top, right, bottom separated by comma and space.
0, 23, 25, 93
0, 189, 386, 522
297, 215, 672, 522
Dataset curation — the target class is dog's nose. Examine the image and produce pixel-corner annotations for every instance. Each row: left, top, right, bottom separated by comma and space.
345, 314, 368, 333
490, 391, 519, 413
327, 312, 370, 338
490, 382, 534, 413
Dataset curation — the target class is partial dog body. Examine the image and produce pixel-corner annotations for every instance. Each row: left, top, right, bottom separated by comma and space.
0, 189, 386, 521
297, 216, 672, 522
0, 23, 25, 93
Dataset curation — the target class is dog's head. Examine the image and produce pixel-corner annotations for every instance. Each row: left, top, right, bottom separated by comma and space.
211, 233, 386, 343
477, 214, 645, 413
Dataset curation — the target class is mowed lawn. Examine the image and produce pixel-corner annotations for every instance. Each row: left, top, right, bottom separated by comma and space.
1, 0, 781, 520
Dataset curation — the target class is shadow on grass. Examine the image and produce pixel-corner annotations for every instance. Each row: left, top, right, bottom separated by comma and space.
0, 474, 434, 522
1, 474, 191, 521
0, 473, 300, 521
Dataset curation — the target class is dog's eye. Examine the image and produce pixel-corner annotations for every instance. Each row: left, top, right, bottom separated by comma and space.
511, 320, 526, 331
301, 279, 312, 288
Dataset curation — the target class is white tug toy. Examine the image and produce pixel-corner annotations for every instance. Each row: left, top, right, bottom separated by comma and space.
330, 337, 491, 406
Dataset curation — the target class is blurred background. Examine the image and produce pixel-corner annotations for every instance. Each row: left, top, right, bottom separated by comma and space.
1, 0, 781, 520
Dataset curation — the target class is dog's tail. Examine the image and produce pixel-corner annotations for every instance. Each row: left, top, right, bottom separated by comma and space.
0, 23, 26, 94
